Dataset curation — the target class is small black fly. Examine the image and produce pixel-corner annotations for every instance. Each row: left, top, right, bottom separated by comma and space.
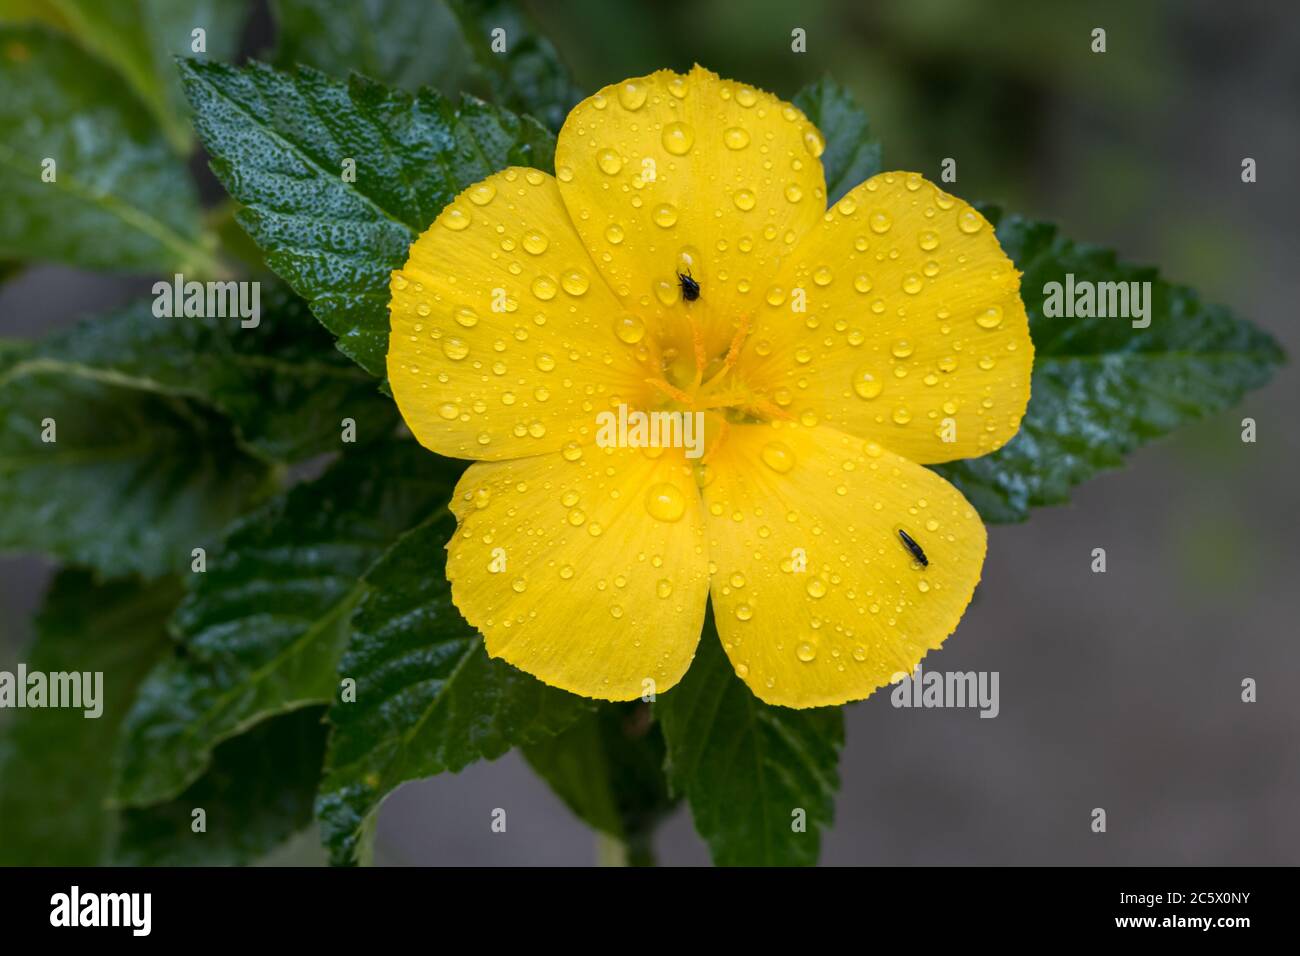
677, 270, 700, 302
898, 529, 929, 568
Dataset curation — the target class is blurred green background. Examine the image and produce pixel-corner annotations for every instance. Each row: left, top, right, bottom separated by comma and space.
2, 0, 1296, 863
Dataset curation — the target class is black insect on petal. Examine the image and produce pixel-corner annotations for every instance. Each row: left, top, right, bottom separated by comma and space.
898, 528, 929, 568
677, 270, 700, 302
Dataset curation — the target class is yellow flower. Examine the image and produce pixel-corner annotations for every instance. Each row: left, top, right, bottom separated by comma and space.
387, 66, 1032, 708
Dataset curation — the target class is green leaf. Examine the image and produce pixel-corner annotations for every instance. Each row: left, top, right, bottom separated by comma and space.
0, 25, 220, 274
521, 703, 678, 866
13, 283, 398, 463
2, 0, 248, 152
111, 440, 460, 808
180, 57, 556, 376
0, 570, 181, 865
0, 372, 271, 577
793, 76, 883, 205
272, 0, 473, 94
444, 0, 582, 132
112, 707, 327, 865
933, 210, 1286, 522
657, 615, 844, 866
317, 513, 589, 866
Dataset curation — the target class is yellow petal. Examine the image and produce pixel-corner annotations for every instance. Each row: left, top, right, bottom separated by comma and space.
742, 172, 1033, 464
554, 65, 827, 364
700, 421, 986, 707
388, 168, 653, 460
446, 444, 710, 700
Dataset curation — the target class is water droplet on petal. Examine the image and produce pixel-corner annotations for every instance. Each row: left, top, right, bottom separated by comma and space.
724, 127, 751, 149
796, 642, 818, 661
617, 81, 647, 110
958, 207, 985, 233
531, 276, 557, 300
662, 121, 694, 155
614, 314, 645, 344
761, 441, 795, 473
802, 126, 825, 157
522, 229, 549, 255
853, 368, 883, 399
468, 182, 496, 205
976, 305, 1004, 329
561, 269, 590, 296
597, 148, 624, 175
644, 483, 686, 522
653, 203, 679, 228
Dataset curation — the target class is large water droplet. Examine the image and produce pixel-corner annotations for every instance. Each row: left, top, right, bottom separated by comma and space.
597, 148, 624, 175
531, 276, 557, 300
653, 203, 679, 228
724, 127, 750, 150
522, 229, 549, 255
617, 81, 647, 110
644, 483, 686, 522
561, 269, 590, 296
761, 441, 795, 473
442, 206, 470, 231
614, 314, 645, 344
958, 207, 985, 233
853, 367, 883, 399
662, 121, 694, 155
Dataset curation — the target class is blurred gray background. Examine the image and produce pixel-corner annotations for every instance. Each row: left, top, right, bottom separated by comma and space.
2, 0, 1298, 864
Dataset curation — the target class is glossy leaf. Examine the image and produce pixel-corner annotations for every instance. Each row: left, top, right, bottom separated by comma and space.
17, 283, 398, 463
0, 25, 218, 273
445, 0, 582, 131
273, 0, 472, 94
180, 57, 555, 376
657, 615, 844, 866
0, 570, 180, 865
0, 371, 270, 577
111, 440, 460, 807
933, 210, 1286, 522
317, 513, 589, 865
113, 707, 327, 865
1, 0, 248, 151
521, 703, 678, 866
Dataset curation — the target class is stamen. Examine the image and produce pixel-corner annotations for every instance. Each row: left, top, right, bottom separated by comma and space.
644, 376, 694, 405
700, 314, 752, 391
687, 314, 707, 391
701, 417, 730, 464
744, 397, 796, 422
